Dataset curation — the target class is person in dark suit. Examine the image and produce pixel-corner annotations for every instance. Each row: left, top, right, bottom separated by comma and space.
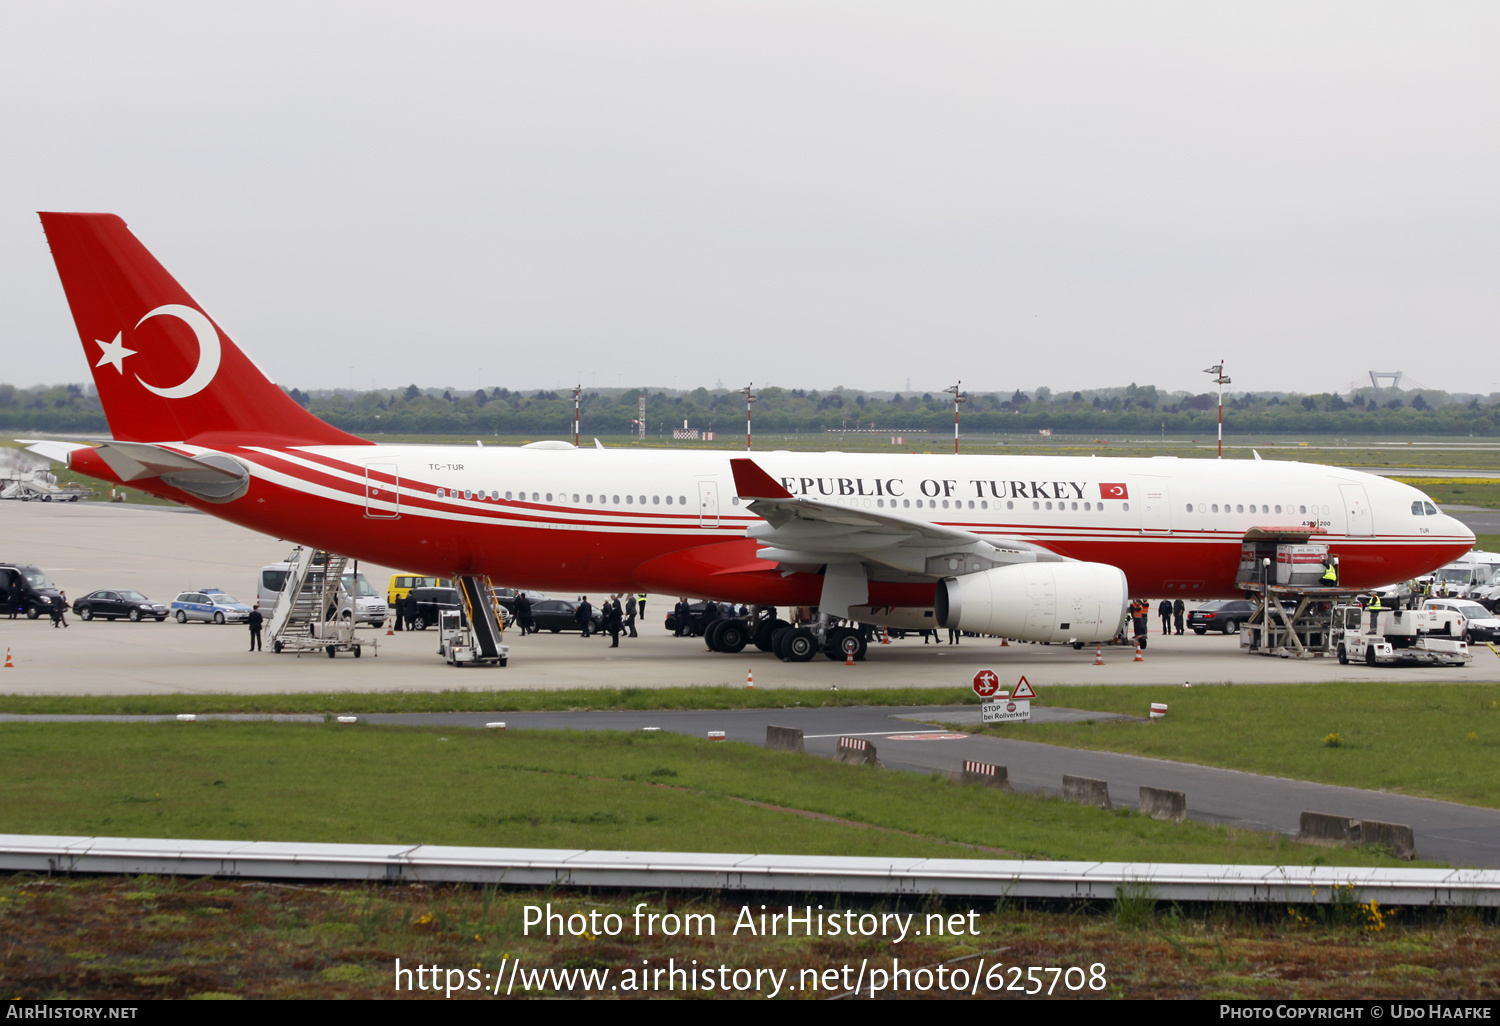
605, 598, 622, 648
576, 597, 593, 637
393, 592, 405, 631
625, 593, 638, 637
248, 603, 264, 651
1173, 598, 1185, 635
515, 592, 534, 635
1158, 598, 1173, 636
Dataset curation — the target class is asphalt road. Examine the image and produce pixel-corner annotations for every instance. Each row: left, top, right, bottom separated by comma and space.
1450, 508, 1500, 536
351, 706, 1500, 869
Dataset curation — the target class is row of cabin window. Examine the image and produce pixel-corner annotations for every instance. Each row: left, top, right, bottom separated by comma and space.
1184, 502, 1328, 516
436, 489, 692, 506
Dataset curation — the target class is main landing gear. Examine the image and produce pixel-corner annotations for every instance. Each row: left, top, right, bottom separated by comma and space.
701, 614, 870, 663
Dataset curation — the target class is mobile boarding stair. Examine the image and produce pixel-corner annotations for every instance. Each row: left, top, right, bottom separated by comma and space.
266, 547, 375, 659
438, 575, 509, 667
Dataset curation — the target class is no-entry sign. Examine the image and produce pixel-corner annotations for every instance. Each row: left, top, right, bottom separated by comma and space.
972, 669, 1001, 698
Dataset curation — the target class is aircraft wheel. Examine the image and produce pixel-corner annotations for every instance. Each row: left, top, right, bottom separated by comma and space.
705, 619, 729, 652
754, 618, 788, 652
718, 621, 749, 654
129, 608, 142, 622
1366, 646, 1378, 667
176, 610, 188, 623
771, 626, 793, 662
1072, 641, 1084, 650
79, 607, 93, 621
784, 628, 818, 662
825, 628, 866, 661
1337, 644, 1348, 665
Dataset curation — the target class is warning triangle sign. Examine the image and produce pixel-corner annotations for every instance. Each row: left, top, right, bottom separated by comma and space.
1012, 676, 1037, 700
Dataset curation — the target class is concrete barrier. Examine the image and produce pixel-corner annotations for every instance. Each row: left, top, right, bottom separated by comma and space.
960, 760, 1012, 791
836, 736, 881, 767
765, 725, 806, 753
1299, 811, 1360, 845
1360, 820, 1418, 861
1062, 774, 1111, 809
1139, 786, 1186, 823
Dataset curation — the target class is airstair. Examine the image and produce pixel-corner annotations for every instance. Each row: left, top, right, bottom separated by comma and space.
440, 575, 509, 667
266, 547, 374, 658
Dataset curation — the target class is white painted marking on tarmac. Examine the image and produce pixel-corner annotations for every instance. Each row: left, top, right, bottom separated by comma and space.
802, 729, 949, 738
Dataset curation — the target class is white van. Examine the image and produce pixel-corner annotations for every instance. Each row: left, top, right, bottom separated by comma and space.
258, 562, 388, 627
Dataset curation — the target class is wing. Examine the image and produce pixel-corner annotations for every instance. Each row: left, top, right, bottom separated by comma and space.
729, 457, 1064, 577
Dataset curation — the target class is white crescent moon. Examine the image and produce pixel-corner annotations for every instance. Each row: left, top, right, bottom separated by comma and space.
133, 304, 222, 399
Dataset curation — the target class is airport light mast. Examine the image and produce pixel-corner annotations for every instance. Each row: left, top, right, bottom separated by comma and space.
944, 381, 966, 454
1203, 362, 1231, 459
740, 383, 758, 450
572, 384, 581, 447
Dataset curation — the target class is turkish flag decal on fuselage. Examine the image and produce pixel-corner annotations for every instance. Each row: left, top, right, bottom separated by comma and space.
1099, 483, 1129, 499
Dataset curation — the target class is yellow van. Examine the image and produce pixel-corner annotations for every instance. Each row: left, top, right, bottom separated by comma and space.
388, 574, 452, 606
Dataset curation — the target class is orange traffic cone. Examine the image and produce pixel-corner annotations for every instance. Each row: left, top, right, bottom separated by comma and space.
1134, 643, 1144, 662
880, 629, 891, 645
1093, 644, 1104, 666
3, 648, 11, 668
745, 669, 754, 689
845, 649, 855, 666
1000, 637, 1009, 647
385, 618, 395, 636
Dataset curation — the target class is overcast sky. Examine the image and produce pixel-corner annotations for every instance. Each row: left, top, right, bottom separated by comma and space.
3, 2, 1496, 397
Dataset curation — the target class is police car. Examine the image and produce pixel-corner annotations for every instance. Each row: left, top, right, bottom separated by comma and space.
171, 590, 254, 624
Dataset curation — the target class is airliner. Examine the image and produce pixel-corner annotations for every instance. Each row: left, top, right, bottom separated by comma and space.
24, 213, 1474, 659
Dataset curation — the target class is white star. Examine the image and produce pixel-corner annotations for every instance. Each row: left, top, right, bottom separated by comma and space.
94, 332, 137, 374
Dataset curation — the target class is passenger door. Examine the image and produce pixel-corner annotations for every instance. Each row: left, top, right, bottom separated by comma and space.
365, 462, 401, 519
698, 480, 720, 528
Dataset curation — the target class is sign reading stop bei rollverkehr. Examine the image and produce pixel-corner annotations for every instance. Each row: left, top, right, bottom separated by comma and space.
980, 674, 1036, 723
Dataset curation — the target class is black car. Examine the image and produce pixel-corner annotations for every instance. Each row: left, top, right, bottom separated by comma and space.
407, 587, 465, 631
73, 589, 169, 622
528, 599, 604, 633
0, 563, 67, 620
1187, 599, 1257, 635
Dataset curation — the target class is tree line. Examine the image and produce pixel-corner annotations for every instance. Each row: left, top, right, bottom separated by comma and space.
2, 380, 1497, 437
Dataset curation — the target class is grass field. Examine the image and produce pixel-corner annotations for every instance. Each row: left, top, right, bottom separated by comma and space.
3, 874, 1496, 1000
0, 722, 1418, 867
0, 686, 986, 716
941, 683, 1500, 810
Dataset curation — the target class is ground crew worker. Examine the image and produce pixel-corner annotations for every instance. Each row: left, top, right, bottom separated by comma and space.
248, 603, 264, 651
1367, 592, 1384, 634
637, 592, 648, 623
1321, 557, 1339, 586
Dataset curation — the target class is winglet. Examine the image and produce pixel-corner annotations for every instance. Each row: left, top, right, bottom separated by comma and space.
730, 458, 794, 500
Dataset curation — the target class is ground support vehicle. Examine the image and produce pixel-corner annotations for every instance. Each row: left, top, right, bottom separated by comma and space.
1418, 598, 1500, 645
1330, 604, 1471, 667
436, 576, 509, 667
264, 547, 375, 659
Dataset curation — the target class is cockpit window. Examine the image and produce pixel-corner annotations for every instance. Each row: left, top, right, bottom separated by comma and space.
1412, 501, 1425, 515
1424, 502, 1438, 516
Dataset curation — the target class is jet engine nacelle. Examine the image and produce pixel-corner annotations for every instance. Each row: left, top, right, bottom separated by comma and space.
935, 562, 1129, 644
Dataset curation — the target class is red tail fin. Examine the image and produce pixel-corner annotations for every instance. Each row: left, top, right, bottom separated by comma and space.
39, 213, 366, 447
